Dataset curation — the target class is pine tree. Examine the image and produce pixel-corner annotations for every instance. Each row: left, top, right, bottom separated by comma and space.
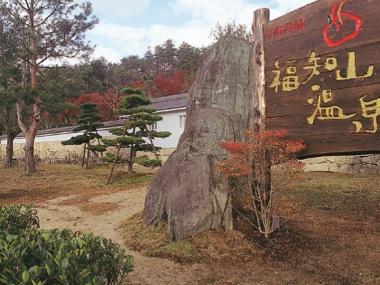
0, 0, 98, 174
177, 42, 201, 77
103, 88, 171, 184
62, 103, 106, 168
0, 18, 22, 168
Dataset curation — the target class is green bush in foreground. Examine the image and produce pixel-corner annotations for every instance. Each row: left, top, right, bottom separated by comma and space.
0, 205, 133, 285
0, 205, 39, 234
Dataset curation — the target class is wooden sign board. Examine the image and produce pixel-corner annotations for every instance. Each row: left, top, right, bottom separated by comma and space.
263, 0, 380, 157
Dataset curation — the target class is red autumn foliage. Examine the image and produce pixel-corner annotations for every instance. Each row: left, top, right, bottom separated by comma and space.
220, 142, 251, 154
219, 129, 305, 178
218, 129, 305, 238
130, 80, 144, 90
71, 92, 120, 120
152, 70, 185, 97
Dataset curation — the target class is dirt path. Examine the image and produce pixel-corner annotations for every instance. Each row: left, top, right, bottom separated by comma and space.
36, 188, 308, 285
3, 166, 378, 284
34, 176, 380, 285
36, 185, 215, 285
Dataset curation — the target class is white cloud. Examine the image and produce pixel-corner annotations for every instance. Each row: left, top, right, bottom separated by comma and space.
170, 0, 262, 29
91, 23, 146, 46
272, 0, 316, 16
90, 0, 151, 21
89, 22, 211, 61
88, 23, 147, 60
88, 0, 315, 62
147, 24, 211, 48
92, 46, 123, 63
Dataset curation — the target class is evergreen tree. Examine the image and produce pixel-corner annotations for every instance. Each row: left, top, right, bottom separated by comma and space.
0, 0, 98, 174
0, 17, 22, 168
103, 88, 171, 184
0, 92, 20, 168
177, 42, 201, 77
154, 39, 177, 78
62, 103, 106, 168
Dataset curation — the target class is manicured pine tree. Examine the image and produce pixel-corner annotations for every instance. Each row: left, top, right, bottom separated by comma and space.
62, 103, 106, 168
103, 88, 171, 184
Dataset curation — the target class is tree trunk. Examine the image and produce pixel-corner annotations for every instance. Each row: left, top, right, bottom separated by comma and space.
107, 145, 122, 185
86, 145, 90, 168
81, 143, 87, 168
146, 129, 160, 160
127, 149, 135, 173
3, 106, 20, 169
18, 18, 41, 175
128, 128, 136, 173
4, 133, 16, 168
144, 37, 253, 240
24, 134, 36, 174
16, 58, 41, 174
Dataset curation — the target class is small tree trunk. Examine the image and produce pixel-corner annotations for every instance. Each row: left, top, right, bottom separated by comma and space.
24, 134, 36, 174
127, 148, 135, 173
250, 156, 273, 238
107, 146, 122, 185
81, 143, 87, 168
107, 126, 128, 184
4, 133, 16, 168
127, 128, 136, 173
146, 129, 160, 160
86, 144, 91, 168
96, 131, 104, 158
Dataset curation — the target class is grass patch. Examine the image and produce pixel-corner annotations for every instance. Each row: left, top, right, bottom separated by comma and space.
280, 172, 380, 218
122, 212, 258, 263
121, 212, 198, 262
111, 172, 153, 186
0, 164, 153, 209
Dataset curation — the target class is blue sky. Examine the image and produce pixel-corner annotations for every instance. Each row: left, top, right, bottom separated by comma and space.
87, 0, 315, 62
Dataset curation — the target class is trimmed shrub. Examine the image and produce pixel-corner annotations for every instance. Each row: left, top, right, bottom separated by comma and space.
135, 156, 162, 168
0, 229, 133, 285
0, 205, 133, 284
0, 205, 39, 234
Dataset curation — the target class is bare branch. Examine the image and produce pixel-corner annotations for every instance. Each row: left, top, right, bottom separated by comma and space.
14, 0, 29, 12
35, 2, 61, 27
16, 101, 27, 134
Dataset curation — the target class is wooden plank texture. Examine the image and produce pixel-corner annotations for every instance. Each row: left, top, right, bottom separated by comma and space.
251, 9, 270, 131
263, 0, 380, 157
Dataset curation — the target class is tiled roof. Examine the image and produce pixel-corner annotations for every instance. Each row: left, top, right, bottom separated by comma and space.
36, 119, 129, 136
0, 93, 189, 139
150, 93, 188, 111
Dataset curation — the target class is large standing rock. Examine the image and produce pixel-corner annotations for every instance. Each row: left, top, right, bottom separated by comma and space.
144, 37, 253, 240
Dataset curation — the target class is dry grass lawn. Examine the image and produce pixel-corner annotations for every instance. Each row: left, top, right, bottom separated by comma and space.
122, 172, 380, 285
0, 164, 153, 214
0, 164, 379, 284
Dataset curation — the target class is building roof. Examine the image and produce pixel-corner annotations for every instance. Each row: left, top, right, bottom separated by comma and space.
0, 93, 189, 139
149, 93, 188, 111
35, 119, 130, 136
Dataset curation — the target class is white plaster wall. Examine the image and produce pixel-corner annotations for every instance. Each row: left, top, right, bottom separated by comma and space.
154, 110, 186, 148
0, 110, 187, 149
0, 129, 114, 145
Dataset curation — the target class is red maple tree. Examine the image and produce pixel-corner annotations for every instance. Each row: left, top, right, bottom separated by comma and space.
70, 92, 121, 121
219, 129, 305, 238
151, 70, 186, 97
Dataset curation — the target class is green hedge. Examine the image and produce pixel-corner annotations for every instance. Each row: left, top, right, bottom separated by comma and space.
0, 205, 39, 234
0, 205, 133, 285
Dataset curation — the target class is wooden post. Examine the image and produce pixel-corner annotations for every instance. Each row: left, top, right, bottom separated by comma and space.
251, 9, 278, 236
251, 8, 270, 131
